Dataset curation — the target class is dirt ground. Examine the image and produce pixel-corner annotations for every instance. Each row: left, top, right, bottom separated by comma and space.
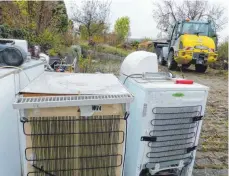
91, 58, 228, 175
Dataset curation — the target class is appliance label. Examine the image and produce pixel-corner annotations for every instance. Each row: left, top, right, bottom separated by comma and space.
92, 105, 102, 111
172, 93, 184, 97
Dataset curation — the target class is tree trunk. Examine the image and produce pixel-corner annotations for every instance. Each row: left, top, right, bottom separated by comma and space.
37, 1, 45, 34
27, 1, 33, 26
0, 7, 3, 25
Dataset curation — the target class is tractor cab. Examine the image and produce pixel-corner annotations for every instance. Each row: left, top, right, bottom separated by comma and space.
175, 20, 217, 46
179, 20, 216, 37
168, 19, 217, 48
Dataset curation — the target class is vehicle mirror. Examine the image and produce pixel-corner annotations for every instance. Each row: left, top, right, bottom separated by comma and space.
167, 39, 171, 42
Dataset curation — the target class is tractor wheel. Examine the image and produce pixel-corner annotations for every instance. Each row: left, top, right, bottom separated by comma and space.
182, 63, 191, 69
158, 52, 166, 66
195, 64, 207, 73
167, 50, 177, 70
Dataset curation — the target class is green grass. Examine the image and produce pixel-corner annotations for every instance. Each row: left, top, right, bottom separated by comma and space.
79, 42, 90, 51
89, 59, 122, 75
96, 45, 133, 57
79, 41, 133, 57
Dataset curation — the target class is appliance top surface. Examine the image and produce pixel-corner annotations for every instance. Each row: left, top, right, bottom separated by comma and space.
21, 72, 131, 95
0, 69, 16, 79
0, 60, 43, 79
131, 77, 209, 90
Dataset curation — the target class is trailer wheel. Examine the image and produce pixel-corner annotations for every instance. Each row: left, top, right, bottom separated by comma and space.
167, 51, 177, 70
158, 52, 166, 66
195, 64, 207, 73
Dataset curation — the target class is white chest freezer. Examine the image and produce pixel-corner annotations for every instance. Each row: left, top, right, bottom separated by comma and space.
120, 51, 209, 176
13, 72, 133, 176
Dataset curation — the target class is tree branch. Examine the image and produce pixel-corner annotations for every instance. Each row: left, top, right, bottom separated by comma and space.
166, 0, 177, 21
152, 0, 228, 33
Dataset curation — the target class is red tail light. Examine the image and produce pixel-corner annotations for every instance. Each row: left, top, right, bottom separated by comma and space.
176, 79, 194, 84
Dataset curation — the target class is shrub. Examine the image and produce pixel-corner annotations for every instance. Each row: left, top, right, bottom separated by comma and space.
62, 31, 78, 46
218, 40, 228, 61
78, 55, 91, 72
80, 42, 91, 51
48, 48, 57, 56
35, 29, 68, 54
0, 24, 27, 39
131, 40, 139, 49
209, 40, 228, 70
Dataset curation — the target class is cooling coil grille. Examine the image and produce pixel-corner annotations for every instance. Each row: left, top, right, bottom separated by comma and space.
145, 106, 202, 169
22, 115, 125, 176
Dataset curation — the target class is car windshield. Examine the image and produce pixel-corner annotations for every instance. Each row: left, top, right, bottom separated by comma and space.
182, 22, 210, 36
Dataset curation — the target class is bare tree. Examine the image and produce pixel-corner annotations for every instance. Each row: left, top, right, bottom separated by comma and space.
71, 0, 111, 40
153, 0, 228, 34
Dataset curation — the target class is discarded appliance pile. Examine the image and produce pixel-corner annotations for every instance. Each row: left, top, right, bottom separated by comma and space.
9, 51, 208, 176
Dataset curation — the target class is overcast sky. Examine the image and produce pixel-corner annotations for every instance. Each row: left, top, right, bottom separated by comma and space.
65, 0, 229, 40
